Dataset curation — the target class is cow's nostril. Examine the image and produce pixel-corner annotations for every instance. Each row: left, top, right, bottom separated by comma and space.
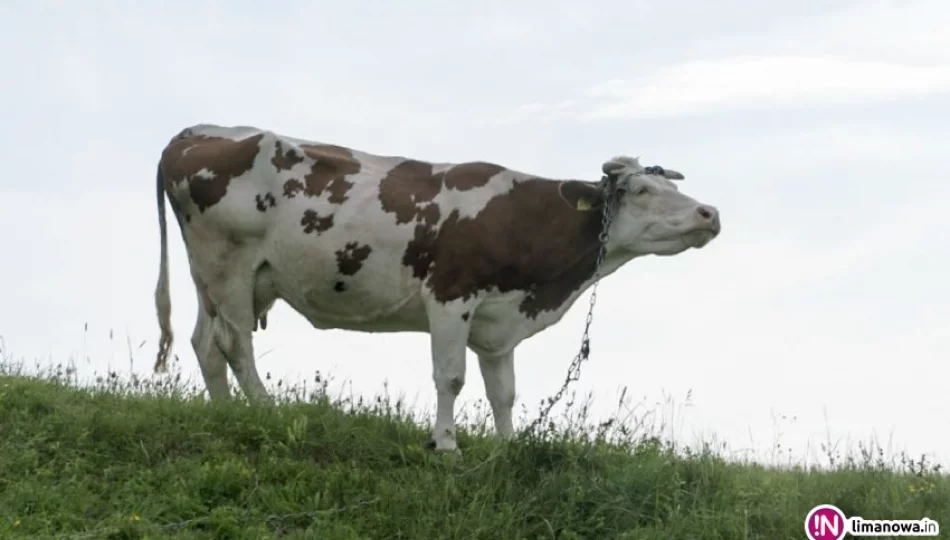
697, 206, 713, 220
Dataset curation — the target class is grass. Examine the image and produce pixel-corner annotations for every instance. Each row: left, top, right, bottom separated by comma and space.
0, 360, 947, 540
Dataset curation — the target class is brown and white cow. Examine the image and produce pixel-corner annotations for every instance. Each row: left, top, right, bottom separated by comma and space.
153, 123, 721, 451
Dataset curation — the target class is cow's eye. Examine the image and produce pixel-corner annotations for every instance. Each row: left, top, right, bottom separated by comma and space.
636, 186, 650, 196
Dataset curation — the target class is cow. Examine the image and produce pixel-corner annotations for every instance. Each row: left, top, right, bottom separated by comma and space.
153, 123, 721, 452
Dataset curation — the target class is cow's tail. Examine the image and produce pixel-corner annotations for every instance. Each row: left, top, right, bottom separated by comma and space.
154, 161, 173, 373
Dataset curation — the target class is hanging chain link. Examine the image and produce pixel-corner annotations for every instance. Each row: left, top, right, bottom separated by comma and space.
524, 175, 617, 435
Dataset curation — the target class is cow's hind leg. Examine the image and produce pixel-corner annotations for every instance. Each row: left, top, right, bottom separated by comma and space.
191, 297, 230, 399
204, 260, 272, 404
477, 349, 516, 440
211, 317, 269, 403
186, 267, 230, 399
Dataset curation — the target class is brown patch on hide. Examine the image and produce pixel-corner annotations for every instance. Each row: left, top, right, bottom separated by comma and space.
160, 132, 264, 213
301, 209, 334, 235
400, 171, 607, 318
282, 144, 361, 204
335, 242, 372, 276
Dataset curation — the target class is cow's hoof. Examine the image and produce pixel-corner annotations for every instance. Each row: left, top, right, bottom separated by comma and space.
425, 438, 460, 454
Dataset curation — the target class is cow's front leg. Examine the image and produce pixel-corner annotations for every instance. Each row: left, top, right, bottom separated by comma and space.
478, 349, 516, 440
425, 300, 475, 452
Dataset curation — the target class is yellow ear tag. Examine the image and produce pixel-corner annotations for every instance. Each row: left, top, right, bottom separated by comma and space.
576, 198, 593, 211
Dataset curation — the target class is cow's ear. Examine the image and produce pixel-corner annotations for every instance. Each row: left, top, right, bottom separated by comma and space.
558, 181, 603, 212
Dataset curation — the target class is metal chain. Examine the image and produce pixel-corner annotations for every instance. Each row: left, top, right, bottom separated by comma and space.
524, 175, 616, 435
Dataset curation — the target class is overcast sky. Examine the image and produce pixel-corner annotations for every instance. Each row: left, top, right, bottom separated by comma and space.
1, 0, 948, 468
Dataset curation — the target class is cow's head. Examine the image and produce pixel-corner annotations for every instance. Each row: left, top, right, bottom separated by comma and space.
565, 156, 721, 256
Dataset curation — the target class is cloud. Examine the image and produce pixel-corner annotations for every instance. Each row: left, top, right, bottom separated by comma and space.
785, 0, 950, 64
498, 0, 950, 123
579, 56, 950, 120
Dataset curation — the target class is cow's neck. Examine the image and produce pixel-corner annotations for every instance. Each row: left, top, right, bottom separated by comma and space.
579, 246, 637, 287
517, 201, 636, 318
564, 239, 636, 291
545, 244, 637, 321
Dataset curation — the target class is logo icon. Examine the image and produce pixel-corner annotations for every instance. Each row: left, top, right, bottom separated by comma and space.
805, 504, 847, 540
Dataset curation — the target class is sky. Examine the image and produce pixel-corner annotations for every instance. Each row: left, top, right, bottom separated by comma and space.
1, 0, 948, 468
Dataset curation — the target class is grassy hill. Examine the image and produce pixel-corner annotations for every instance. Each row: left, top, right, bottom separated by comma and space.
0, 366, 946, 539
